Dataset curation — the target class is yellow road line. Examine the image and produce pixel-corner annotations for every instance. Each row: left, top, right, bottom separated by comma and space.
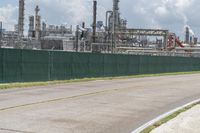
0, 88, 125, 112
0, 128, 34, 133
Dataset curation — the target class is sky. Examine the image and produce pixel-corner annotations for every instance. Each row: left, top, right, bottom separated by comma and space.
0, 0, 199, 39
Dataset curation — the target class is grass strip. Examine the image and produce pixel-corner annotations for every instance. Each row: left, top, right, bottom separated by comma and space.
0, 71, 200, 90
141, 101, 200, 133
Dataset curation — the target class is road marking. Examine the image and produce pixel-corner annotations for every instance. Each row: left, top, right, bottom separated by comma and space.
0, 128, 34, 133
132, 98, 200, 133
0, 86, 137, 112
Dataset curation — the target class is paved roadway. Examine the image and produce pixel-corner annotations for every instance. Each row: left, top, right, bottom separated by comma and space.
0, 74, 200, 133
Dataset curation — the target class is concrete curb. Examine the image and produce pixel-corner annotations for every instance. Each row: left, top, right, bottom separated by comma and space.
132, 98, 200, 133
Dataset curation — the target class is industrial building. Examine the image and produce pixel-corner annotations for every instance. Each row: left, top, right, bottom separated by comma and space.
0, 0, 200, 57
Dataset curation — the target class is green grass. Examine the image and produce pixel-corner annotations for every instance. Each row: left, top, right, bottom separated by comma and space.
0, 71, 200, 90
141, 101, 200, 133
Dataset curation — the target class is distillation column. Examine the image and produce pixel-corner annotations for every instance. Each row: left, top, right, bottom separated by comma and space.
112, 0, 120, 52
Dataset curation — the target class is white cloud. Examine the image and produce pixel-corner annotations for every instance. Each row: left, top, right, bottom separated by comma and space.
26, 0, 106, 26
155, 6, 168, 16
1, 0, 200, 38
0, 4, 17, 30
120, 0, 199, 37
175, 0, 194, 10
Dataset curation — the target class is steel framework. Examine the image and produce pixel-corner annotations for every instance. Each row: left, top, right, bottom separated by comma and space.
118, 28, 168, 36
117, 28, 169, 49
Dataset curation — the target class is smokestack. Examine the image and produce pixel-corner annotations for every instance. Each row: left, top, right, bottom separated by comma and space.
0, 21, 2, 31
35, 5, 41, 40
70, 25, 73, 33
92, 0, 97, 43
75, 25, 79, 52
82, 22, 85, 29
194, 37, 198, 45
81, 22, 85, 39
185, 27, 190, 44
18, 0, 25, 37
28, 16, 34, 38
0, 21, 2, 41
190, 36, 193, 44
42, 22, 47, 37
113, 0, 120, 29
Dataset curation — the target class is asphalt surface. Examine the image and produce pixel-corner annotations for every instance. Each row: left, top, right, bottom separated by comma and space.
0, 74, 200, 133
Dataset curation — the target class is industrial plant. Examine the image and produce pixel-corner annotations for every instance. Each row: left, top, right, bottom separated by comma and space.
0, 0, 200, 57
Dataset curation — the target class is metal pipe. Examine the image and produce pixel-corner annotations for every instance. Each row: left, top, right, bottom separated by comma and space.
105, 11, 112, 31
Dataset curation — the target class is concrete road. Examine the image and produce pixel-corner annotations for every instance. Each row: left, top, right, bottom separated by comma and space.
151, 104, 200, 133
0, 74, 200, 133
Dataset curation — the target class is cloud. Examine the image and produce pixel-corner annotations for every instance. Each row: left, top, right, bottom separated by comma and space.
0, 4, 18, 30
119, 0, 198, 37
1, 0, 200, 38
26, 0, 107, 26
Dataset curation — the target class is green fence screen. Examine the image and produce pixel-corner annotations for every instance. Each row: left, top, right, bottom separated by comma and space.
0, 48, 200, 83
0, 49, 3, 82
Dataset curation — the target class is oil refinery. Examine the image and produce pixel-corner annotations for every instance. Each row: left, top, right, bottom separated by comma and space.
2, 1, 200, 133
0, 0, 200, 57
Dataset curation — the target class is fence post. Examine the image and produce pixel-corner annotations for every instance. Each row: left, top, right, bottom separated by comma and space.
20, 49, 23, 82
1, 49, 5, 83
2, 49, 6, 83
48, 51, 52, 81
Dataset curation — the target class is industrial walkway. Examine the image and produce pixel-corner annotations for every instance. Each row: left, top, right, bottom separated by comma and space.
0, 74, 200, 133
